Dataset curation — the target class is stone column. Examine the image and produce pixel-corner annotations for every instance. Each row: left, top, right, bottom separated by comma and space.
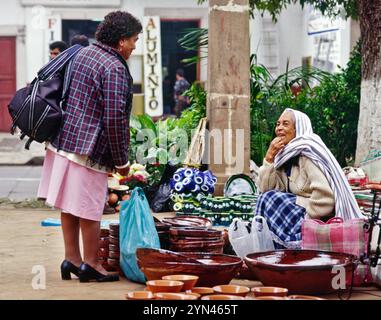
206, 0, 251, 195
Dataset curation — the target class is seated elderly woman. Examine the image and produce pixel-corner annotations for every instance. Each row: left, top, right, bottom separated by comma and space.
256, 108, 363, 249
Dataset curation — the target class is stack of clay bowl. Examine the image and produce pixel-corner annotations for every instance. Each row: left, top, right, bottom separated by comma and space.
98, 228, 111, 271
169, 227, 224, 254
107, 223, 124, 276
154, 219, 171, 250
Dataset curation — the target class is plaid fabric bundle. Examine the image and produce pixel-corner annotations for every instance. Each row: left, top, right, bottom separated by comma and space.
302, 217, 373, 286
255, 190, 305, 249
301, 217, 368, 257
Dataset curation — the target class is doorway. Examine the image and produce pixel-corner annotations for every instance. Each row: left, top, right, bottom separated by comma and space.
62, 20, 100, 46
0, 37, 16, 132
160, 19, 199, 116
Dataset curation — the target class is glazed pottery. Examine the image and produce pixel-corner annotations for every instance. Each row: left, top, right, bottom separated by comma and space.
154, 292, 198, 300
188, 287, 214, 296
99, 237, 109, 248
288, 295, 326, 300
136, 248, 202, 264
137, 250, 243, 287
252, 296, 288, 300
201, 295, 245, 300
97, 247, 109, 259
100, 228, 109, 237
109, 251, 120, 260
244, 250, 356, 294
162, 216, 212, 228
162, 275, 199, 290
109, 229, 119, 238
146, 280, 184, 293
125, 291, 155, 300
251, 286, 288, 297
169, 227, 222, 238
213, 285, 250, 297
109, 244, 119, 252
109, 235, 119, 245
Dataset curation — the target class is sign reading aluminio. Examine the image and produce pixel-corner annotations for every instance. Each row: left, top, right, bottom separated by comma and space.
143, 16, 163, 117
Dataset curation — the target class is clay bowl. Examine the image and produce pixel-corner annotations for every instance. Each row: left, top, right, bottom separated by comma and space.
107, 257, 120, 268
162, 216, 212, 228
252, 296, 289, 300
154, 292, 198, 300
109, 244, 120, 252
136, 248, 202, 264
201, 294, 245, 301
109, 250, 120, 259
288, 295, 326, 300
182, 291, 201, 299
169, 227, 222, 238
109, 229, 119, 238
97, 248, 109, 259
251, 286, 288, 297
125, 291, 155, 300
146, 280, 184, 293
109, 235, 119, 245
170, 235, 223, 242
188, 287, 214, 296
245, 250, 357, 295
109, 223, 120, 232
100, 228, 109, 237
170, 238, 225, 247
213, 285, 250, 297
170, 244, 224, 254
99, 236, 109, 248
138, 252, 243, 287
162, 275, 199, 291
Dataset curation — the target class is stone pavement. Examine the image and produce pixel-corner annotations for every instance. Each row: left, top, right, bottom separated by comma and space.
1, 207, 381, 300
0, 132, 45, 165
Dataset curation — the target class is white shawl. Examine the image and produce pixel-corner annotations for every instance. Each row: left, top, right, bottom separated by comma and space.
274, 108, 363, 220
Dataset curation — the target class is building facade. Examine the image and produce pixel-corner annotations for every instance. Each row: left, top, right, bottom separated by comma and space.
0, 0, 357, 131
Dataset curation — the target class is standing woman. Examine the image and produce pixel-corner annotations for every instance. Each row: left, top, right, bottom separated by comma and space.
37, 11, 142, 282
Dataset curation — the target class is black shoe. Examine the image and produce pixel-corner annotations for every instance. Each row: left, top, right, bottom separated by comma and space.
78, 263, 119, 283
60, 260, 80, 280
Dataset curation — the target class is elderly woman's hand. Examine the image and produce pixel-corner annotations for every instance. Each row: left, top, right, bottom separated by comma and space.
265, 137, 285, 163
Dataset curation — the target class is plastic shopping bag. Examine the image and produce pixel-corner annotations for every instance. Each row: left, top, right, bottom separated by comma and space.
119, 187, 160, 283
228, 216, 274, 258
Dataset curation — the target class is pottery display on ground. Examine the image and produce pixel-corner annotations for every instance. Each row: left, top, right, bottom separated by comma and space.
244, 249, 357, 294
162, 275, 199, 291
136, 248, 243, 287
251, 286, 288, 297
213, 285, 250, 297
146, 280, 184, 293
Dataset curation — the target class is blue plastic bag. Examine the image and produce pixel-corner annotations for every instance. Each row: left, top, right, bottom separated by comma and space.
119, 187, 160, 283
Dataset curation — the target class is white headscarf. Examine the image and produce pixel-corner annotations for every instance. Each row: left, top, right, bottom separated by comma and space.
274, 108, 363, 220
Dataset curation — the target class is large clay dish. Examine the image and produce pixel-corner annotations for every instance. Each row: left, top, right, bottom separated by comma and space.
170, 239, 224, 247
170, 236, 223, 242
162, 216, 212, 228
136, 248, 203, 264
138, 252, 242, 287
169, 227, 222, 238
170, 246, 223, 254
244, 250, 356, 295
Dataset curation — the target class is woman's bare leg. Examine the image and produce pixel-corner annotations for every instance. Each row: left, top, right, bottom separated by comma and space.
61, 212, 82, 266
80, 217, 107, 274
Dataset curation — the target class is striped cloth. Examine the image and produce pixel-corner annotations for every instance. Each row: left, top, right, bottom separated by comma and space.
255, 190, 305, 249
274, 108, 363, 220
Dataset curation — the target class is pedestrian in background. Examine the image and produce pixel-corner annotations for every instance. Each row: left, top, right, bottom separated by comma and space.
173, 68, 190, 117
49, 41, 68, 60
38, 11, 142, 283
70, 34, 90, 47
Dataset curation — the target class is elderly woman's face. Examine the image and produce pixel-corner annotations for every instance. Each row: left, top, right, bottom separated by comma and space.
275, 111, 296, 145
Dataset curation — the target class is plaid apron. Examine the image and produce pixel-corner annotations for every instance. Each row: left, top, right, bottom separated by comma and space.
255, 190, 305, 249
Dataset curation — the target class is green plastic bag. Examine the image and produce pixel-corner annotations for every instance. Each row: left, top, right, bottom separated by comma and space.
119, 187, 160, 283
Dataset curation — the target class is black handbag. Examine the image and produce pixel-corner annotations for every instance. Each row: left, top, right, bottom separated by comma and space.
8, 44, 83, 149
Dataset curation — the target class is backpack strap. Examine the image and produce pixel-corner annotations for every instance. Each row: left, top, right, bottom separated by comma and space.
37, 44, 83, 81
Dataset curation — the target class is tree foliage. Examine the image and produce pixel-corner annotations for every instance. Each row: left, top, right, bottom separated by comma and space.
197, 0, 358, 20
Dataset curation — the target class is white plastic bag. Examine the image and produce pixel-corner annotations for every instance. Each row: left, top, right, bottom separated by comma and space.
228, 216, 274, 258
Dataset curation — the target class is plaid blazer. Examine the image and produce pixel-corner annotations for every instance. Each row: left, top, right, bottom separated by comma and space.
52, 42, 133, 170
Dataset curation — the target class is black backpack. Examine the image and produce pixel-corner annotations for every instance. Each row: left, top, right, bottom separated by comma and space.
8, 44, 83, 149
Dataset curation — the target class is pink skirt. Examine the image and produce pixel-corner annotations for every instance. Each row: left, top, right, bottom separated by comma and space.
37, 149, 108, 221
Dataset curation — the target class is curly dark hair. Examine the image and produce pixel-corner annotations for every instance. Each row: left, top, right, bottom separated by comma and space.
95, 11, 142, 47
